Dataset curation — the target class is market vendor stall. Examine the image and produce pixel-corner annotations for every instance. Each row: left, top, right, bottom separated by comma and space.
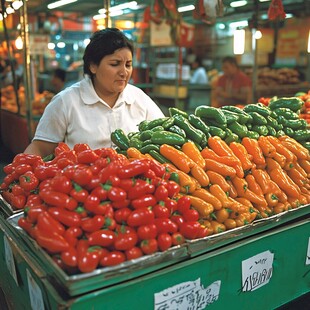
0, 95, 310, 309
0, 199, 310, 309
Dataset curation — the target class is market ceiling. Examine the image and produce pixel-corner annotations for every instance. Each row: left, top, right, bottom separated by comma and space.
26, 0, 309, 22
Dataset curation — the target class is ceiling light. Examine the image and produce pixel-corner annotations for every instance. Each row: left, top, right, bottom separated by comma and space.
6, 7, 15, 14
254, 30, 262, 39
48, 0, 78, 10
230, 1, 247, 8
285, 13, 293, 18
98, 1, 137, 14
15, 36, 23, 50
229, 20, 248, 28
93, 14, 106, 21
12, 1, 23, 10
57, 42, 66, 48
259, 0, 270, 2
178, 5, 195, 12
48, 42, 55, 50
234, 29, 245, 55
110, 10, 123, 17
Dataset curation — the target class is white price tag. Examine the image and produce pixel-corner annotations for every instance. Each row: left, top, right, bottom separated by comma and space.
154, 278, 221, 309
27, 269, 45, 310
4, 235, 18, 285
242, 250, 274, 292
306, 237, 310, 265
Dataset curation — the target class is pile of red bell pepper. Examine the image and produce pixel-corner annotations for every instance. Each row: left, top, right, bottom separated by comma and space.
1, 143, 209, 274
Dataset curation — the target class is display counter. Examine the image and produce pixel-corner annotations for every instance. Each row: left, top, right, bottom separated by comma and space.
255, 82, 310, 99
0, 198, 309, 309
187, 84, 212, 112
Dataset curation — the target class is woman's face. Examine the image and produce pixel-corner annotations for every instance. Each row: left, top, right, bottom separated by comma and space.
90, 47, 133, 98
222, 62, 237, 77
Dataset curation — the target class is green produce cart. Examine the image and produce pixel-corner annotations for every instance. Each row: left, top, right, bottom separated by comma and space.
1, 202, 310, 309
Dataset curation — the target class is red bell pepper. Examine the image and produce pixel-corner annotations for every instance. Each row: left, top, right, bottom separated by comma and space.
114, 229, 138, 251
18, 217, 36, 238
107, 186, 127, 202
127, 179, 155, 200
88, 229, 116, 247
81, 215, 105, 232
127, 207, 155, 227
51, 175, 73, 194
61, 246, 78, 267
19, 171, 39, 191
14, 164, 33, 176
64, 226, 83, 247
154, 218, 178, 234
37, 211, 66, 236
25, 204, 48, 223
114, 207, 132, 224
100, 251, 126, 267
72, 166, 93, 186
48, 207, 82, 227
35, 229, 69, 254
117, 160, 150, 179
39, 189, 70, 208
34, 164, 59, 181
131, 194, 157, 209
70, 184, 88, 203
157, 233, 172, 252
140, 239, 158, 255
26, 194, 43, 207
84, 194, 109, 215
77, 149, 100, 164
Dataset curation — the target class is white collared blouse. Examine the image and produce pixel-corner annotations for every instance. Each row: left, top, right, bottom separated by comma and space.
33, 76, 164, 149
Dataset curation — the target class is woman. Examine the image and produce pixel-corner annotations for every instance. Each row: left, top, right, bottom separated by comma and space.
24, 28, 164, 157
213, 56, 252, 107
189, 56, 208, 85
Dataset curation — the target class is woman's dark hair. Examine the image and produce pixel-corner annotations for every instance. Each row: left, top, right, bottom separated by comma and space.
195, 56, 203, 67
222, 56, 238, 67
53, 68, 66, 82
83, 28, 134, 77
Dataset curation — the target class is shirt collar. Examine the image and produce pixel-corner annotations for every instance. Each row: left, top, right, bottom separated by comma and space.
80, 76, 133, 106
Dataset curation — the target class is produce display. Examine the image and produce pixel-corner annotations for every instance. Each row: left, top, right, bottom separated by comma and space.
259, 91, 310, 127
0, 85, 54, 115
0, 100, 309, 276
257, 67, 302, 86
113, 95, 310, 153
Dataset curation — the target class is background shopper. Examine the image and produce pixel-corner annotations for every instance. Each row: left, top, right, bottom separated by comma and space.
213, 56, 252, 107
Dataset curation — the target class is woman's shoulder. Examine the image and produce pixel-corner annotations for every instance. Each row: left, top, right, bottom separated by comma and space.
47, 80, 82, 106
124, 83, 152, 101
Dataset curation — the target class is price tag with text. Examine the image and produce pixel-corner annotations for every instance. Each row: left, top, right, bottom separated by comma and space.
242, 250, 274, 292
306, 237, 310, 265
154, 278, 221, 310
4, 235, 18, 285
27, 269, 45, 310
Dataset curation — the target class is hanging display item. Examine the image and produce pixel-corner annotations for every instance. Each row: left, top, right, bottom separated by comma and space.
267, 0, 286, 21
193, 0, 224, 25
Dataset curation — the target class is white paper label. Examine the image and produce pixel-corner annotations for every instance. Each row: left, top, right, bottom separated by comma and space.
4, 235, 18, 285
27, 269, 45, 310
242, 250, 274, 292
154, 278, 221, 309
306, 237, 310, 265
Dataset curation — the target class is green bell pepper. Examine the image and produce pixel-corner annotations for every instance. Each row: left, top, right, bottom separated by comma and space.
150, 130, 186, 145
111, 129, 129, 150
